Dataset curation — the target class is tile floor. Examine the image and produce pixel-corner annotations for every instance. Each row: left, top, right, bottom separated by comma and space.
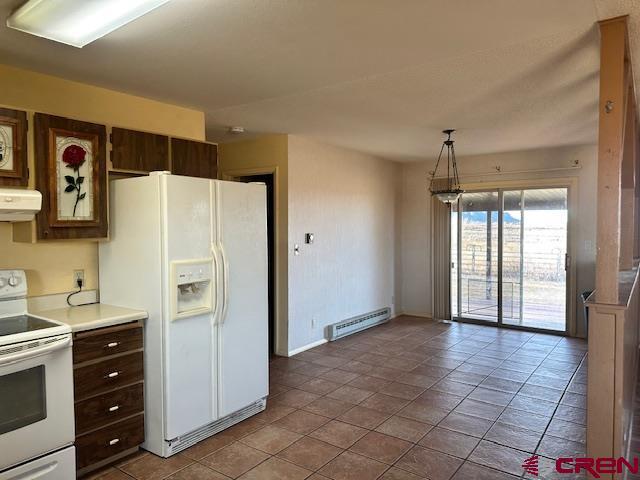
86, 316, 588, 480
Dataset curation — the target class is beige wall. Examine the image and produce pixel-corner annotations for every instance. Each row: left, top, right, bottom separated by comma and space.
220, 135, 400, 354
287, 136, 400, 352
218, 135, 289, 355
0, 64, 205, 139
400, 144, 597, 337
0, 64, 205, 297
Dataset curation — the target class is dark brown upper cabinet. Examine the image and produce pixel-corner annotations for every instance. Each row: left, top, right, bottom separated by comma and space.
111, 127, 169, 173
0, 107, 28, 187
170, 138, 218, 179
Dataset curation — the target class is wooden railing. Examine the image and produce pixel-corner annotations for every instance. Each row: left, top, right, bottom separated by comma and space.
587, 15, 640, 476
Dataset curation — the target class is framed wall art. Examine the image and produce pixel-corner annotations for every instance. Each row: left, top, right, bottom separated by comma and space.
0, 107, 28, 186
34, 113, 107, 239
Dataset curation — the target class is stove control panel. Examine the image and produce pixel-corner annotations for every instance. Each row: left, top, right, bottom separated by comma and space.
0, 270, 27, 299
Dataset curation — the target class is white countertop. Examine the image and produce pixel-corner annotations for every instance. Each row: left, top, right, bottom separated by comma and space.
31, 303, 147, 333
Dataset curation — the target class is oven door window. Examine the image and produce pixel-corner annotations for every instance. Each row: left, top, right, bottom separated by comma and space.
0, 365, 47, 434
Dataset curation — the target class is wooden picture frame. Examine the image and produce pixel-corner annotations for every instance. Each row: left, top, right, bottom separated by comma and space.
0, 107, 28, 186
34, 113, 107, 239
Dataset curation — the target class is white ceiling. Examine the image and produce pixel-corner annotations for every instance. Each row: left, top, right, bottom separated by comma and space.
0, 0, 638, 160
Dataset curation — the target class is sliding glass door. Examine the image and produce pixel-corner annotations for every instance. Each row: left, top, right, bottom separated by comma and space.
451, 187, 568, 332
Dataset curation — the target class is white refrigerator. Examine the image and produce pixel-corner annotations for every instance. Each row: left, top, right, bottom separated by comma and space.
99, 172, 268, 457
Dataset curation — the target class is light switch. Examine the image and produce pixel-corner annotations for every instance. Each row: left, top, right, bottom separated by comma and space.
305, 233, 314, 244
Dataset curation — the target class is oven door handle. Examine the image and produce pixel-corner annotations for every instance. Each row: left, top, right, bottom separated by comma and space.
6, 460, 58, 479
0, 336, 71, 367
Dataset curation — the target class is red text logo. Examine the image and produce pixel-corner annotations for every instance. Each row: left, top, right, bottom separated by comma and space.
555, 457, 639, 478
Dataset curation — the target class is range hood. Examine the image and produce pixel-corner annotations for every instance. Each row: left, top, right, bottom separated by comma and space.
0, 188, 42, 222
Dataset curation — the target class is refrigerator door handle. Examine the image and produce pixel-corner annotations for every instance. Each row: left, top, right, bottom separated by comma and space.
219, 243, 230, 325
211, 243, 221, 325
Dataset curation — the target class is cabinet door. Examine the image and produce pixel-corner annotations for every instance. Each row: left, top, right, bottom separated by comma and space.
34, 113, 108, 239
171, 138, 218, 179
0, 107, 28, 187
111, 127, 168, 173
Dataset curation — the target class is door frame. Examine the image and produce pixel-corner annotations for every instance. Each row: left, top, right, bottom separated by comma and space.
220, 166, 288, 356
452, 177, 578, 336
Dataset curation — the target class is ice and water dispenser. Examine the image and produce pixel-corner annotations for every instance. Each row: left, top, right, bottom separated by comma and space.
170, 259, 214, 320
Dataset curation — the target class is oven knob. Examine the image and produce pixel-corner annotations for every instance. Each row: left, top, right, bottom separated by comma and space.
0, 278, 5, 288
8, 275, 18, 287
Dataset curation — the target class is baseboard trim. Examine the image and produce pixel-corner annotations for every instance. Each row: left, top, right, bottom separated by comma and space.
288, 338, 328, 357
396, 311, 434, 320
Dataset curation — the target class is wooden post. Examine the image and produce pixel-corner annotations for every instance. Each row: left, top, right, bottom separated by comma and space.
620, 83, 636, 270
596, 16, 629, 303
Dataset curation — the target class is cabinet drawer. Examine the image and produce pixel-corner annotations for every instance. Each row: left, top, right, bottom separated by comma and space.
74, 351, 143, 400
75, 383, 144, 435
74, 324, 142, 364
76, 414, 144, 470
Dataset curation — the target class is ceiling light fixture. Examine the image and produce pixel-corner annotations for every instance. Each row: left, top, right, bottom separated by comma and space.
428, 129, 464, 204
6, 0, 172, 48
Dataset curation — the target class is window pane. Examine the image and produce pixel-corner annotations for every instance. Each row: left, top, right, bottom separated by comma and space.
503, 188, 567, 331
458, 191, 499, 322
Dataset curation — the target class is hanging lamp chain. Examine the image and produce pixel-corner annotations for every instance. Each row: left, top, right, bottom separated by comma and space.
428, 141, 447, 192
429, 129, 462, 194
450, 141, 460, 189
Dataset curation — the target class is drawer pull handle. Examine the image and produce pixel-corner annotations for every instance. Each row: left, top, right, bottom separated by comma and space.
106, 342, 120, 348
105, 371, 120, 379
108, 405, 120, 412
109, 438, 120, 446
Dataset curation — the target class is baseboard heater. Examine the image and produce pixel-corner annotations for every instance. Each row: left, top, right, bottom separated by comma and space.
327, 307, 391, 341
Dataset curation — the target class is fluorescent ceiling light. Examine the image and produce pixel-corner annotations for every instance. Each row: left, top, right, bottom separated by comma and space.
6, 0, 171, 48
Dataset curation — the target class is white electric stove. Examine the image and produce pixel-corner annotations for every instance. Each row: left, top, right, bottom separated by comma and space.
0, 270, 75, 479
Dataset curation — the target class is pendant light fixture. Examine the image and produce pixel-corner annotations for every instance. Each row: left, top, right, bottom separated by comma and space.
429, 129, 464, 204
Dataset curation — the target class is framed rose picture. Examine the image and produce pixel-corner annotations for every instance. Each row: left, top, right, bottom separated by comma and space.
0, 107, 28, 187
34, 113, 107, 239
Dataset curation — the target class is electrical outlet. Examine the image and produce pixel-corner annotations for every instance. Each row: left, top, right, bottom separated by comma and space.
73, 270, 85, 288
311, 317, 317, 328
